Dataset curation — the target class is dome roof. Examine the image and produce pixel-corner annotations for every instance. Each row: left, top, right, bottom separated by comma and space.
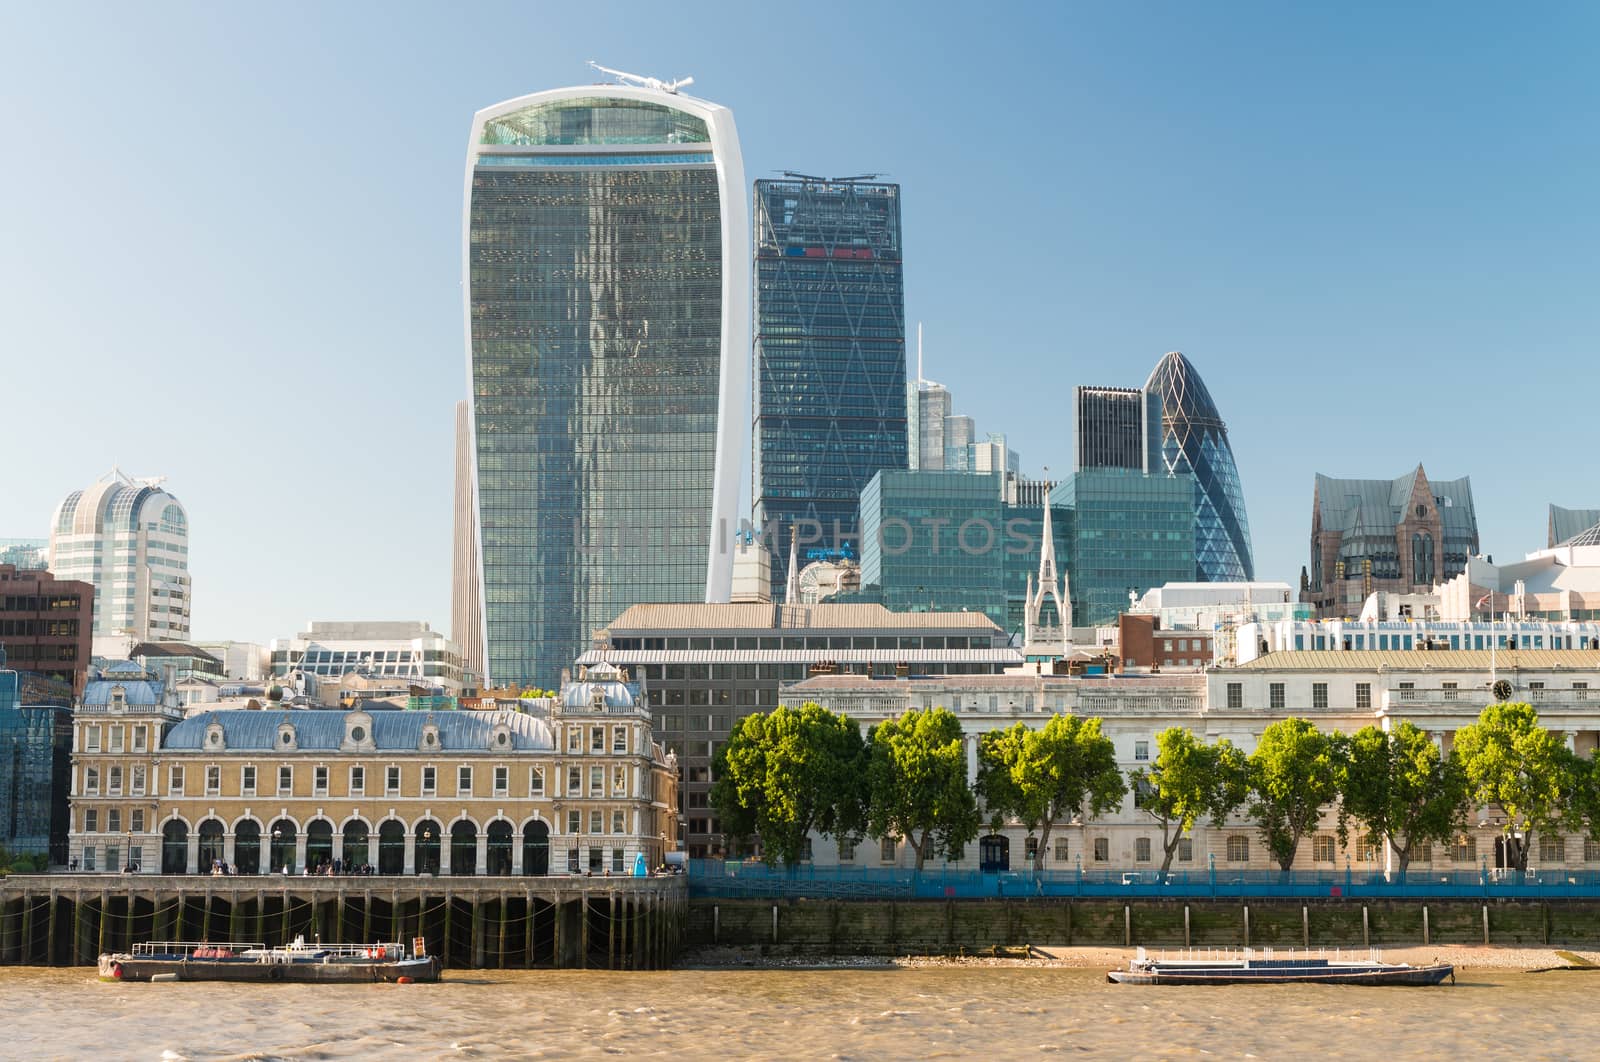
561, 662, 638, 709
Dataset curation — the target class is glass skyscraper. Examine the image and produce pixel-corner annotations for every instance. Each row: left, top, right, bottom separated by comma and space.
1074, 386, 1162, 472
753, 177, 906, 597
1144, 352, 1255, 582
856, 471, 1008, 626
1058, 468, 1196, 626
464, 85, 748, 687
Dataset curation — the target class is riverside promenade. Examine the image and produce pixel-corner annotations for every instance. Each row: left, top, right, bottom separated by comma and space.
0, 873, 686, 969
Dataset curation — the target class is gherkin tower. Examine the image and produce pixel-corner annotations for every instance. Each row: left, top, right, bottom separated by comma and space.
1145, 352, 1255, 581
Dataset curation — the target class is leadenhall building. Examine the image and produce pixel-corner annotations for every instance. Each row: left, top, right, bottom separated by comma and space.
67, 661, 677, 877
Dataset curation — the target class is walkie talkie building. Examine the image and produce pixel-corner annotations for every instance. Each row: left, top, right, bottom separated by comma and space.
1145, 351, 1255, 582
462, 82, 748, 687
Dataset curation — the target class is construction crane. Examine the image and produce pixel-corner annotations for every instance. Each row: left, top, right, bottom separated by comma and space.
587, 60, 694, 95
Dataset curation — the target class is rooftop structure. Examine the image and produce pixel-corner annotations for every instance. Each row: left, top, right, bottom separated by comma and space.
1074, 386, 1161, 473
1550, 505, 1600, 549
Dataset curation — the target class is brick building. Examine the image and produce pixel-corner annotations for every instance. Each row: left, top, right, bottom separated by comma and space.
0, 564, 93, 696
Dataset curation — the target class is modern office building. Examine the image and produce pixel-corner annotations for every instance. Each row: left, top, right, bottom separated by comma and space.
463, 76, 748, 688
0, 647, 73, 863
1074, 386, 1162, 473
0, 563, 94, 697
451, 400, 486, 684
1302, 465, 1478, 618
753, 176, 907, 599
907, 378, 952, 471
1432, 524, 1600, 624
268, 621, 466, 702
48, 470, 190, 642
1059, 468, 1196, 626
68, 659, 677, 875
0, 540, 46, 570
1145, 352, 1255, 582
1550, 505, 1600, 549
575, 602, 1022, 857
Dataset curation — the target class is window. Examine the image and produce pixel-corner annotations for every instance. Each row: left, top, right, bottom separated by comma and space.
1359, 833, 1381, 862
589, 810, 604, 835
612, 848, 625, 874
612, 765, 626, 795
169, 766, 183, 795
1226, 835, 1250, 862
386, 766, 400, 795
85, 767, 99, 795
109, 767, 122, 795
1093, 837, 1109, 862
1442, 681, 1458, 701
205, 766, 221, 796
131, 809, 144, 833
1054, 837, 1070, 862
108, 809, 121, 833
313, 766, 329, 796
612, 809, 625, 834
457, 766, 472, 795
422, 766, 436, 795
132, 727, 147, 752
278, 765, 293, 795
613, 726, 627, 753
1586, 839, 1600, 863
1269, 683, 1285, 710
1135, 837, 1152, 863
1414, 843, 1432, 864
1452, 836, 1477, 863
240, 766, 256, 796
109, 727, 124, 753
1133, 740, 1149, 762
529, 767, 544, 796
132, 765, 146, 796
494, 766, 508, 796
350, 766, 365, 795
1025, 836, 1039, 862
1313, 834, 1336, 862
85, 725, 101, 752
1355, 683, 1372, 709
83, 847, 96, 871
1312, 683, 1328, 709
1540, 835, 1566, 863
1226, 683, 1242, 709
567, 849, 580, 873
591, 727, 605, 752
1177, 838, 1193, 862
589, 766, 603, 795
568, 810, 582, 835
880, 837, 897, 862
84, 808, 98, 832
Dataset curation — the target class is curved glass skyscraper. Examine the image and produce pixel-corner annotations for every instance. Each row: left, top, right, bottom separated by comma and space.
1145, 352, 1255, 582
463, 84, 747, 687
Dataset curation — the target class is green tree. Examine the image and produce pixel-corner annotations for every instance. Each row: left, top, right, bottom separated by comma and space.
866, 708, 980, 871
709, 702, 868, 867
1131, 729, 1248, 878
977, 715, 1126, 877
1337, 722, 1469, 881
1248, 717, 1344, 872
1452, 701, 1573, 872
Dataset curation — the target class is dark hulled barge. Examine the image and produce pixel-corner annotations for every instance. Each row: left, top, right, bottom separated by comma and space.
1108, 947, 1454, 986
100, 936, 440, 983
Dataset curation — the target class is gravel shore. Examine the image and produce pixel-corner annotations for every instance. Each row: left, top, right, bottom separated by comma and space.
681, 943, 1600, 971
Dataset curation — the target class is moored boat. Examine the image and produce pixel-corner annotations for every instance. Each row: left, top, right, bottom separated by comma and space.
99, 935, 440, 983
1108, 947, 1453, 986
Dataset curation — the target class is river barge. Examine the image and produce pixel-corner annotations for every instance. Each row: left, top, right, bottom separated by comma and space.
99, 936, 440, 983
1108, 947, 1454, 986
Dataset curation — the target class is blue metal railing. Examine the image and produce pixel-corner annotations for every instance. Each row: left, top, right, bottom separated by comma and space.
687, 859, 1600, 901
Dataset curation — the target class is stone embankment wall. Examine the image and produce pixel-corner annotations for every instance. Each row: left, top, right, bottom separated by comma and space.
690, 898, 1600, 954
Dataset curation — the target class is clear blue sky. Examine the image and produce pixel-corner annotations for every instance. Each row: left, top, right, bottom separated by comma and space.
3, 2, 1596, 644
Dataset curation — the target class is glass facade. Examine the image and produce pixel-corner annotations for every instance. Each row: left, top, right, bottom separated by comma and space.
753, 178, 907, 596
1075, 387, 1161, 472
857, 471, 1008, 626
468, 92, 736, 687
0, 665, 71, 861
1002, 493, 1073, 634
1058, 469, 1196, 626
1145, 352, 1255, 582
48, 475, 190, 640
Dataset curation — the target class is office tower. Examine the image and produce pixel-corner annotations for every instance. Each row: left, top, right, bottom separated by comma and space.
463, 77, 748, 687
48, 470, 190, 641
856, 470, 1008, 625
908, 379, 952, 470
1074, 386, 1162, 472
1145, 352, 1256, 582
1302, 464, 1478, 618
450, 400, 485, 685
753, 176, 907, 598
1059, 469, 1196, 626
0, 540, 46, 570
0, 564, 93, 696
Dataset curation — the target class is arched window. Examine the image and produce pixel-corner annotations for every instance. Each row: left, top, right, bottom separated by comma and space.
414, 819, 441, 875
342, 819, 370, 869
269, 820, 296, 873
451, 820, 478, 876
523, 820, 550, 875
305, 819, 334, 872
378, 820, 406, 875
486, 820, 513, 875
161, 819, 189, 874
234, 820, 262, 874
197, 819, 225, 871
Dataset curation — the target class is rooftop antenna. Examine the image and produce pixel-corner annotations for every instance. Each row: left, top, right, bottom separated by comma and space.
587, 60, 694, 95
